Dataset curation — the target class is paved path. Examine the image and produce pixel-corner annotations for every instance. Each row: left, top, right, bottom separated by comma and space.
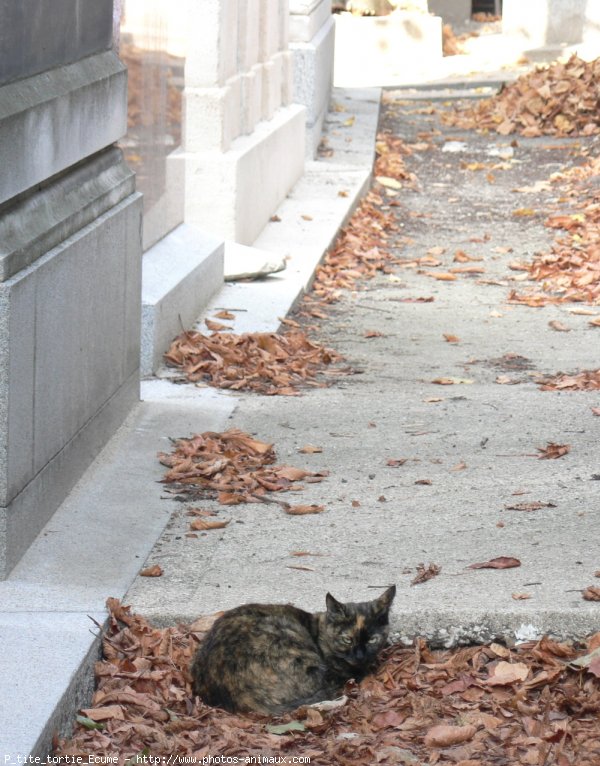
128, 87, 600, 646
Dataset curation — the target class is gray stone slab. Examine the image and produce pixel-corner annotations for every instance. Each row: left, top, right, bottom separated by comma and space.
0, 191, 142, 576
290, 15, 335, 131
141, 225, 224, 377
0, 147, 135, 281
0, 50, 127, 205
0, 0, 113, 86
0, 612, 103, 758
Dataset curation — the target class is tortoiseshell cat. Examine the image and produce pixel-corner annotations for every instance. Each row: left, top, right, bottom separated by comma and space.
190, 586, 396, 715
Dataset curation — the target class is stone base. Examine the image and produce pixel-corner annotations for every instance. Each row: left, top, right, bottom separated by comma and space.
503, 0, 600, 47
141, 225, 224, 377
334, 11, 443, 87
0, 179, 142, 578
180, 103, 306, 244
290, 13, 335, 157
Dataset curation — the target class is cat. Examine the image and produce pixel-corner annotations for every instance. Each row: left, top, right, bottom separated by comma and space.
190, 585, 396, 715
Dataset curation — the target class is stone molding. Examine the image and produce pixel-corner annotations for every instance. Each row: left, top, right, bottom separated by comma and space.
0, 50, 127, 205
0, 148, 135, 281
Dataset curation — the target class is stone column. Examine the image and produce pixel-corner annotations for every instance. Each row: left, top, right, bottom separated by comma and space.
178, 0, 306, 244
0, 0, 143, 577
502, 0, 600, 47
289, 0, 336, 157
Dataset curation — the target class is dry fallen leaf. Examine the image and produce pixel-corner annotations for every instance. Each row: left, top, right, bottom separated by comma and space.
205, 319, 229, 332
505, 501, 556, 512
415, 479, 432, 486
432, 377, 474, 385
443, 334, 460, 343
189, 518, 230, 531
592, 408, 600, 416
351, 500, 361, 507
298, 445, 323, 454
214, 310, 236, 320
139, 564, 163, 577
424, 271, 457, 281
411, 562, 441, 586
537, 442, 570, 459
486, 661, 530, 685
468, 556, 521, 570
451, 461, 467, 471
583, 586, 600, 601
364, 329, 384, 338
548, 320, 571, 332
387, 458, 408, 467
512, 592, 532, 600
424, 724, 477, 748
285, 504, 325, 516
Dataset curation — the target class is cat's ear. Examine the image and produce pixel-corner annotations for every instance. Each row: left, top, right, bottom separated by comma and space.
326, 592, 347, 618
374, 585, 396, 613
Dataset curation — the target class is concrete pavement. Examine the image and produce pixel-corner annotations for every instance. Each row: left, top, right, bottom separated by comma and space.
129, 88, 600, 647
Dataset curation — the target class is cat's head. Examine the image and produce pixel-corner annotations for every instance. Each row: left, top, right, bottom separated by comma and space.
320, 585, 396, 673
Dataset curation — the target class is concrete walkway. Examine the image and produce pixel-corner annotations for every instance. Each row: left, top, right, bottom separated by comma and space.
128, 86, 600, 648
4, 78, 600, 758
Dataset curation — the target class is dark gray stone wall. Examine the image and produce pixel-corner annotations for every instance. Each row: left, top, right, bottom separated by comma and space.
0, 0, 113, 86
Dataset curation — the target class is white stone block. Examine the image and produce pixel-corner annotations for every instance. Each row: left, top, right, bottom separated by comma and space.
289, 0, 332, 43
185, 0, 239, 87
281, 50, 294, 105
261, 60, 280, 121
260, 0, 280, 61
141, 225, 224, 376
241, 67, 263, 134
278, 0, 290, 50
333, 11, 442, 87
503, 0, 597, 46
180, 104, 306, 244
238, 0, 261, 69
183, 76, 243, 152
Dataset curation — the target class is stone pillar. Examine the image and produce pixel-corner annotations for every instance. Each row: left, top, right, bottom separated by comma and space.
289, 0, 336, 157
502, 0, 600, 47
0, 0, 143, 577
179, 0, 306, 244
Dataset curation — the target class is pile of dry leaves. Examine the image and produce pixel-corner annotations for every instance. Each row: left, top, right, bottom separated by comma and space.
442, 55, 600, 137
302, 133, 406, 311
56, 600, 600, 764
507, 155, 600, 308
159, 428, 327, 512
164, 330, 341, 395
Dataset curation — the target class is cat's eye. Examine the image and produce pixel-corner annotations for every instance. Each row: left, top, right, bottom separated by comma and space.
340, 636, 353, 645
368, 635, 381, 644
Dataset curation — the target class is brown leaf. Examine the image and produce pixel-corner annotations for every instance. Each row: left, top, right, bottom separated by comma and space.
549, 320, 571, 332
451, 461, 467, 471
468, 556, 521, 570
387, 458, 408, 466
286, 565, 315, 572
424, 271, 457, 281
443, 334, 460, 343
298, 445, 322, 454
371, 709, 406, 730
189, 518, 230, 531
415, 479, 432, 485
205, 319, 229, 332
364, 329, 384, 338
486, 661, 530, 685
454, 250, 482, 263
583, 586, 600, 601
80, 705, 124, 722
139, 565, 163, 577
411, 562, 441, 585
285, 504, 325, 515
505, 501, 556, 512
424, 724, 477, 748
512, 592, 532, 600
351, 499, 361, 507
592, 408, 600, 416
537, 442, 570, 459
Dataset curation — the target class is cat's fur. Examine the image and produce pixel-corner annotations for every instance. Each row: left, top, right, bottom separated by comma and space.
190, 586, 396, 715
